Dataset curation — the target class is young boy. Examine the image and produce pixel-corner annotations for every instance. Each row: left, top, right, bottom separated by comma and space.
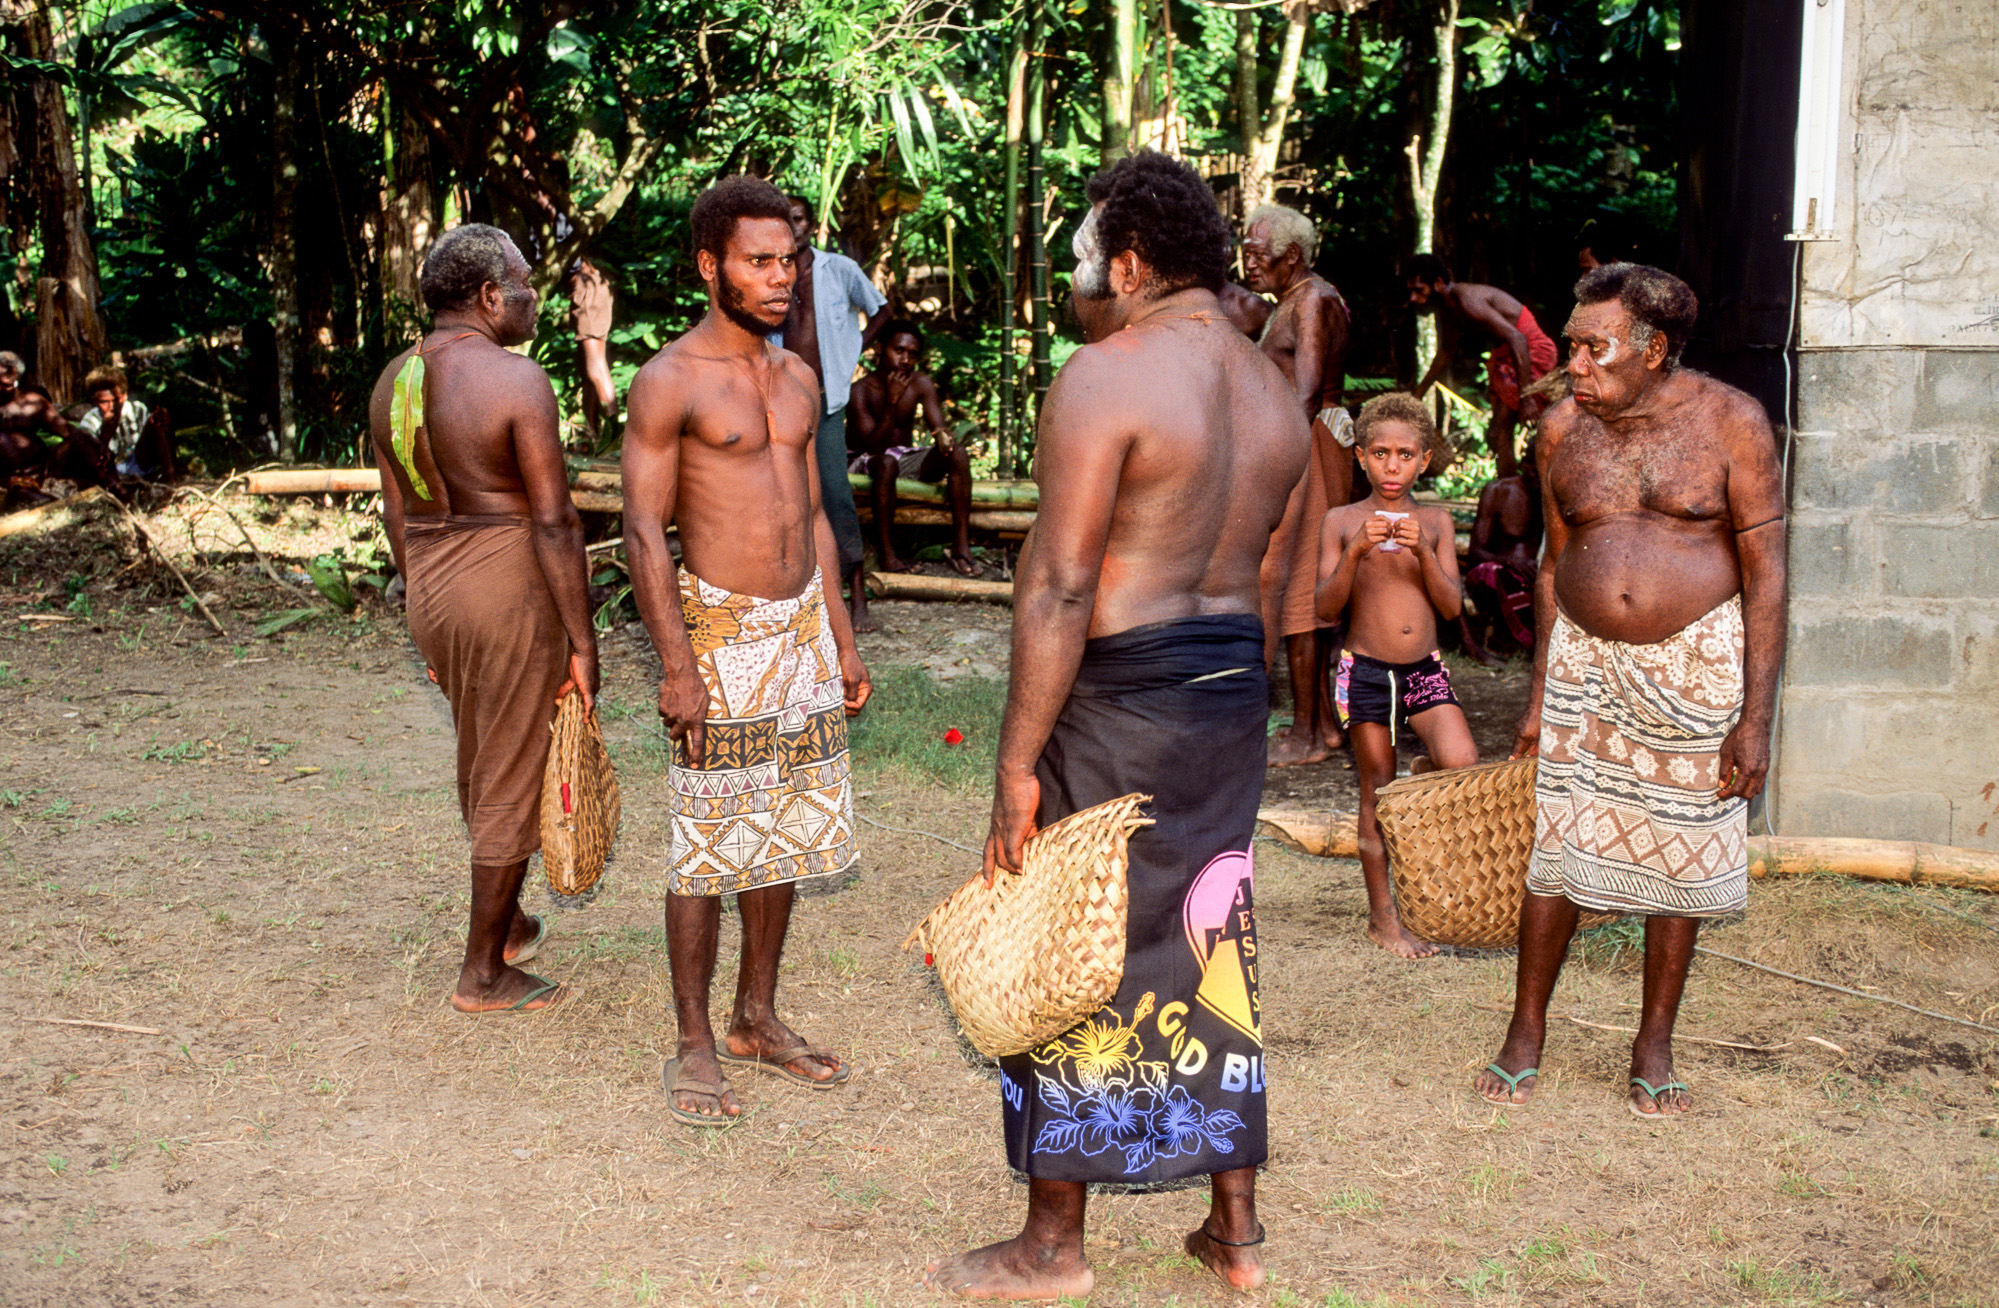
1315, 392, 1479, 958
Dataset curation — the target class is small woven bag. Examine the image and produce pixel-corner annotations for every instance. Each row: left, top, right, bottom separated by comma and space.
540, 691, 621, 896
1376, 755, 1613, 949
903, 793, 1153, 1059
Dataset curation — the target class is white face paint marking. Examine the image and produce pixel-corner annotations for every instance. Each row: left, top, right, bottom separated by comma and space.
1592, 335, 1622, 366
1071, 207, 1109, 299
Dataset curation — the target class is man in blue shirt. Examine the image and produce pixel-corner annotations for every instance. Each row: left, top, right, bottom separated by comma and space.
780, 195, 890, 631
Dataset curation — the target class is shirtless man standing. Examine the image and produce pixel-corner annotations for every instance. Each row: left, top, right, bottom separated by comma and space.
1243, 203, 1352, 767
623, 176, 871, 1128
925, 151, 1309, 1299
0, 351, 116, 492
1406, 253, 1558, 480
368, 224, 598, 1014
1474, 263, 1786, 1119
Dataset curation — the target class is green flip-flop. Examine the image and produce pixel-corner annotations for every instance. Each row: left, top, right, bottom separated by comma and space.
503, 915, 547, 966
454, 973, 564, 1015
1480, 1062, 1539, 1104
1628, 1075, 1691, 1119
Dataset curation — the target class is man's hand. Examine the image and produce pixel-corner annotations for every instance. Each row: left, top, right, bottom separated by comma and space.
1391, 515, 1423, 551
1510, 703, 1542, 761
1350, 514, 1392, 557
556, 650, 599, 714
1715, 720, 1770, 800
840, 647, 872, 717
982, 769, 1041, 886
659, 666, 708, 768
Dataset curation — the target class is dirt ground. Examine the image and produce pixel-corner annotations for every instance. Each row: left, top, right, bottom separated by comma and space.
2, 492, 1997, 1307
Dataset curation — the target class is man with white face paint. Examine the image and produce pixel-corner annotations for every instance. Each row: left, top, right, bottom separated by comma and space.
1474, 262, 1788, 1121
924, 151, 1309, 1300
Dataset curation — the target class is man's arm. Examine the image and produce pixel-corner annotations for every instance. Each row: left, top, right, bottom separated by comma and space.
512, 363, 599, 707
797, 360, 870, 715
1511, 411, 1572, 758
915, 376, 954, 447
1407, 505, 1464, 619
1463, 288, 1533, 403
1289, 296, 1329, 422
985, 351, 1129, 878
859, 303, 891, 351
1315, 506, 1390, 622
849, 378, 881, 448
1467, 481, 1501, 566
621, 360, 707, 765
1718, 398, 1789, 800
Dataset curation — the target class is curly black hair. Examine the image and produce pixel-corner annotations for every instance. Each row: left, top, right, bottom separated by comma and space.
1081, 151, 1230, 296
419, 223, 520, 313
1573, 262, 1698, 369
690, 175, 794, 261
878, 318, 925, 351
1353, 391, 1441, 457
1401, 252, 1451, 285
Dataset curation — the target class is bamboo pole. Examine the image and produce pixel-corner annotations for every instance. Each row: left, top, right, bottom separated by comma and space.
1000, 29, 1026, 479
864, 572, 1014, 604
1026, 8, 1052, 422
856, 506, 1036, 532
1750, 837, 1999, 894
244, 468, 382, 494
1256, 808, 1361, 859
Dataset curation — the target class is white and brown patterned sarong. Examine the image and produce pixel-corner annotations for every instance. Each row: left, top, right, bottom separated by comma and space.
1527, 596, 1747, 917
665, 566, 855, 897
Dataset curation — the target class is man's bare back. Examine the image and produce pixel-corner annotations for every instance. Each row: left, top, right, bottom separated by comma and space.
1540, 370, 1780, 646
1043, 298, 1306, 638
367, 336, 564, 518
624, 335, 823, 601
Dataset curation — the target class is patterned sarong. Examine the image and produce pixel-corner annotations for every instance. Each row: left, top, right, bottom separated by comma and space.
665, 566, 855, 897
1527, 596, 1748, 916
1001, 615, 1268, 1185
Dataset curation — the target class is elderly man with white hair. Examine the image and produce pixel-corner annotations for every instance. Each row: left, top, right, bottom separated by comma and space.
1241, 202, 1353, 768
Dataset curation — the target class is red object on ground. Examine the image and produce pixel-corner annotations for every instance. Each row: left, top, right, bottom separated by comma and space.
943, 728, 965, 746
925, 953, 935, 967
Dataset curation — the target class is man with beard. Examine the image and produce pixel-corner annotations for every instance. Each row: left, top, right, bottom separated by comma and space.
1242, 203, 1353, 767
0, 351, 117, 493
1405, 253, 1558, 480
779, 194, 890, 631
1474, 263, 1786, 1119
623, 176, 872, 1129
367, 223, 598, 1014
924, 151, 1308, 1299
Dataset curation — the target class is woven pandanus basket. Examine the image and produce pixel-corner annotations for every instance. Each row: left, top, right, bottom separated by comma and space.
1376, 756, 1613, 949
902, 793, 1153, 1058
540, 691, 621, 896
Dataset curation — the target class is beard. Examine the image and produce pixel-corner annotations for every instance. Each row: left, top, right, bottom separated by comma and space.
717, 267, 780, 337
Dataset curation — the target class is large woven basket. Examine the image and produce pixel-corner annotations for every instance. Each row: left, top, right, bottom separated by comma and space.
902, 793, 1153, 1059
540, 691, 621, 896
1376, 756, 1613, 949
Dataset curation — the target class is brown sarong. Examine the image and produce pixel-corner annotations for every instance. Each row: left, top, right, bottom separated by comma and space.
666, 566, 855, 896
404, 514, 569, 865
1527, 596, 1747, 916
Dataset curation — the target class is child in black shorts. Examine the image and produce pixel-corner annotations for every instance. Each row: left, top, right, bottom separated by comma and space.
1314, 393, 1479, 958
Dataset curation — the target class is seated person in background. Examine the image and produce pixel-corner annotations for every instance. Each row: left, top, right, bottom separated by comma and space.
1459, 439, 1543, 666
77, 365, 173, 481
1315, 393, 1479, 959
847, 320, 977, 576
0, 351, 117, 492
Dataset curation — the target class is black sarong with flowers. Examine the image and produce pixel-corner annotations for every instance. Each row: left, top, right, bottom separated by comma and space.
999, 615, 1270, 1184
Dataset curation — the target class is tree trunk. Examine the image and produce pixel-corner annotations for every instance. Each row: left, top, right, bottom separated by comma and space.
1406, 0, 1458, 378
5, 1, 106, 402
1233, 9, 1259, 170
1025, 6, 1051, 421
1101, 0, 1137, 164
999, 31, 1025, 477
379, 82, 435, 325
1241, 1, 1313, 214
270, 28, 301, 462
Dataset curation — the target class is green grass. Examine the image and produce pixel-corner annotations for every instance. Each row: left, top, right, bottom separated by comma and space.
847, 666, 1003, 793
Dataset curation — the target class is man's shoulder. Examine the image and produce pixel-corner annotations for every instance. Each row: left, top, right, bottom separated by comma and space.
1680, 369, 1769, 427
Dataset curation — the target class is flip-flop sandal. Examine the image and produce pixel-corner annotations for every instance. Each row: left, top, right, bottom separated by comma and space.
503, 915, 547, 966
1628, 1075, 1691, 1119
661, 1057, 742, 1129
716, 1043, 852, 1090
1480, 1062, 1539, 1104
455, 973, 564, 1015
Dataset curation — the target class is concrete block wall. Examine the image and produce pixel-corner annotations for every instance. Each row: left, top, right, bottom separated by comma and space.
1778, 348, 1999, 849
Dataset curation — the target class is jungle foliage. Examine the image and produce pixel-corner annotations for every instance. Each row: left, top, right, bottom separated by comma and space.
0, 0, 1681, 475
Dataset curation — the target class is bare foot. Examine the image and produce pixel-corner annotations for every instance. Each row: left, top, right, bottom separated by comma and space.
723, 1018, 847, 1086
1183, 1223, 1265, 1290
664, 1047, 741, 1124
948, 552, 980, 577
923, 1237, 1094, 1301
849, 601, 880, 635
1409, 754, 1438, 775
880, 551, 919, 573
450, 966, 565, 1013
1320, 723, 1346, 752
1368, 918, 1441, 959
1268, 730, 1331, 768
1465, 642, 1503, 669
1629, 1046, 1693, 1118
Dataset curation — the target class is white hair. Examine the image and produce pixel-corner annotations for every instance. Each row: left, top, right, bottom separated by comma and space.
1246, 203, 1317, 265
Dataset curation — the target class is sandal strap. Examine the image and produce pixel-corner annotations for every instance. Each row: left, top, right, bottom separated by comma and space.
1200, 1222, 1266, 1248
1485, 1062, 1538, 1090
1629, 1076, 1688, 1098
